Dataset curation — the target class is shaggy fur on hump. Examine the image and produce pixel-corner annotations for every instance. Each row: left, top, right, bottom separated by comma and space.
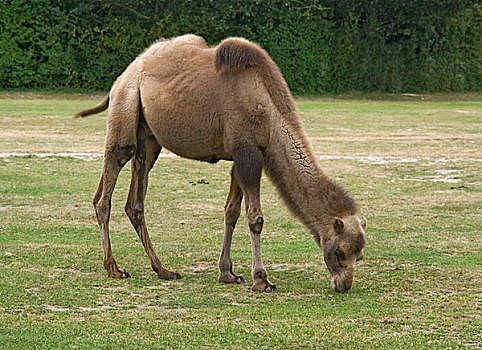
215, 38, 264, 71
215, 37, 296, 115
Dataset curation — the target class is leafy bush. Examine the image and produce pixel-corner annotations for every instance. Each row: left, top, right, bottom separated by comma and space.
0, 0, 480, 93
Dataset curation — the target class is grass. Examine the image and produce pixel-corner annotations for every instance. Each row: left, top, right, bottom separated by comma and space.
0, 92, 480, 349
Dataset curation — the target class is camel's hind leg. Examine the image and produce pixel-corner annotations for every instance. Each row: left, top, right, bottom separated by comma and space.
94, 143, 136, 278
218, 166, 244, 284
125, 122, 181, 280
93, 85, 139, 278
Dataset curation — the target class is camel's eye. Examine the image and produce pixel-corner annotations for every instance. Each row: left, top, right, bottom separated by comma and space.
335, 248, 345, 260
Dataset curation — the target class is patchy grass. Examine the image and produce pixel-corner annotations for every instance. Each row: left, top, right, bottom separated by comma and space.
0, 93, 481, 349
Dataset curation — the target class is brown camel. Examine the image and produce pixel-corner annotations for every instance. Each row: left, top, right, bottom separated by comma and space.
76, 34, 366, 293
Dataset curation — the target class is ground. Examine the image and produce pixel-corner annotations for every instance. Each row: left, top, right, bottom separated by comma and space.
0, 92, 480, 349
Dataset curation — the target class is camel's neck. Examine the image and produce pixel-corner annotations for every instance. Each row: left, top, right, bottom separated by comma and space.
263, 113, 357, 241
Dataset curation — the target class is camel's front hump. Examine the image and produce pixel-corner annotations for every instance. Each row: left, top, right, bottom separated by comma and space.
138, 56, 230, 161
138, 52, 271, 162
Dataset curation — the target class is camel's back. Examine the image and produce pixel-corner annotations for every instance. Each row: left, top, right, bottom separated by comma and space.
143, 34, 209, 58
139, 35, 214, 85
135, 35, 259, 161
121, 35, 278, 162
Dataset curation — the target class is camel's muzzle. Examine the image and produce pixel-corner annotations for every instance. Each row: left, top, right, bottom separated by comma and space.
331, 275, 353, 293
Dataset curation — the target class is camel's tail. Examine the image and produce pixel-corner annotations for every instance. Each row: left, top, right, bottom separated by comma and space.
75, 95, 109, 118
215, 37, 296, 115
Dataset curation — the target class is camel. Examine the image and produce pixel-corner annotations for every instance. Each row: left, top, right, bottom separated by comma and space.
76, 34, 366, 293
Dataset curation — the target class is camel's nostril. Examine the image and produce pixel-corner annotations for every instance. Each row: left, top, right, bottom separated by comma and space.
331, 276, 351, 293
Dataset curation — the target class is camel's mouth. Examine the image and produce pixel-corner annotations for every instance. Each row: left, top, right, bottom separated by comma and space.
324, 255, 353, 293
331, 275, 352, 293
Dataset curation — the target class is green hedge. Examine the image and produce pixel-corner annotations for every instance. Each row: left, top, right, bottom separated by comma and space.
0, 0, 480, 93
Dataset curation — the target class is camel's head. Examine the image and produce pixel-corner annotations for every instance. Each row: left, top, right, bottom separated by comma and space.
322, 215, 366, 293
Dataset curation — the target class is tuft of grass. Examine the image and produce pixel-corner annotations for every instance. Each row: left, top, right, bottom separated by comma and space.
0, 93, 480, 349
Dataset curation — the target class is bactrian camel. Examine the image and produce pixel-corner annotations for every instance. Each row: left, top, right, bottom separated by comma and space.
76, 35, 366, 293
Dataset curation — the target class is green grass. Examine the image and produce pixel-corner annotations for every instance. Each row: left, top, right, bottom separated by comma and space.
0, 92, 481, 349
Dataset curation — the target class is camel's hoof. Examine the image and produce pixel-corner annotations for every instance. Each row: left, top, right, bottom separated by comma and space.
108, 270, 130, 279
265, 284, 278, 293
159, 271, 181, 280
252, 281, 277, 293
218, 274, 244, 284
249, 216, 264, 234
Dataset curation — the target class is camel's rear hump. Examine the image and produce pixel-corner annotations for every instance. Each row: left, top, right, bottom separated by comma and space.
215, 38, 266, 73
215, 38, 296, 115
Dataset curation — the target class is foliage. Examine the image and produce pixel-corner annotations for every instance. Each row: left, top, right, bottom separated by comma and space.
0, 0, 480, 93
328, 0, 482, 92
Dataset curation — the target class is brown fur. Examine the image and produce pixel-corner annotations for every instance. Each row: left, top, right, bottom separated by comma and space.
77, 34, 366, 293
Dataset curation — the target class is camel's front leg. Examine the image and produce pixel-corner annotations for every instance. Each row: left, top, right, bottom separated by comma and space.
218, 167, 244, 284
249, 223, 276, 292
233, 147, 277, 292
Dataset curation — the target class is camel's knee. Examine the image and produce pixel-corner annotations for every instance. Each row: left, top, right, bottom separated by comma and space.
248, 216, 264, 235
246, 201, 263, 234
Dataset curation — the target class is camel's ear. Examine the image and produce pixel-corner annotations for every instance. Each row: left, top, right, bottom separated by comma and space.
360, 216, 367, 229
333, 218, 345, 235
